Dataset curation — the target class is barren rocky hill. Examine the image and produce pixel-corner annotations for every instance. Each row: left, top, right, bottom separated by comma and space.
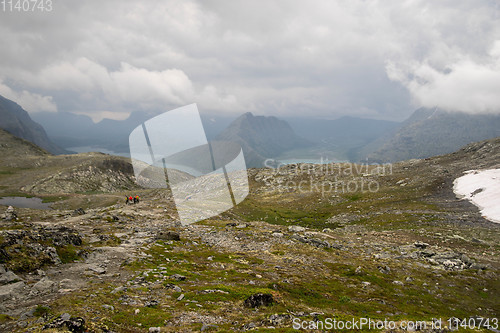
0, 136, 498, 332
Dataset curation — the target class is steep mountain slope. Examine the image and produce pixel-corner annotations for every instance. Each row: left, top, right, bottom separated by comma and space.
215, 112, 311, 167
0, 95, 66, 154
31, 111, 99, 148
362, 107, 500, 162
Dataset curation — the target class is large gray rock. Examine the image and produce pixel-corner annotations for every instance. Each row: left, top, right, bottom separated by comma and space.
288, 225, 306, 232
156, 231, 180, 241
44, 246, 62, 264
2, 206, 17, 221
30, 277, 55, 295
243, 293, 274, 308
0, 270, 22, 285
0, 281, 25, 302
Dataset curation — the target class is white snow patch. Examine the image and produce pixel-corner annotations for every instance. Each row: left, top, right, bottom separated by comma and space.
453, 169, 500, 223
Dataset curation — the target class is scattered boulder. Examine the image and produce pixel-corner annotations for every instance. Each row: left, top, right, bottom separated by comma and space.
111, 286, 127, 294
378, 265, 391, 274
243, 322, 256, 330
414, 241, 429, 249
2, 206, 17, 221
44, 246, 62, 265
165, 283, 182, 292
59, 278, 78, 291
268, 313, 292, 326
30, 277, 55, 295
0, 281, 25, 302
156, 231, 180, 241
418, 249, 486, 271
291, 234, 342, 249
102, 304, 114, 311
170, 274, 186, 281
0, 269, 22, 285
243, 293, 274, 308
72, 208, 86, 216
288, 225, 306, 232
201, 323, 219, 331
87, 264, 106, 274
19, 307, 36, 320
145, 300, 159, 307
43, 313, 85, 332
201, 289, 229, 295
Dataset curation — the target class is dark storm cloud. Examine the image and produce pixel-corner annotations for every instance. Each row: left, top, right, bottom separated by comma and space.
0, 0, 498, 121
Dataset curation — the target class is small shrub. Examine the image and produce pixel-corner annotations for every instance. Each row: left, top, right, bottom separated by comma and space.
339, 295, 351, 303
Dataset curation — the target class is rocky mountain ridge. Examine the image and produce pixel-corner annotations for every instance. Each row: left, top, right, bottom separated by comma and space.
362, 107, 500, 162
0, 95, 66, 155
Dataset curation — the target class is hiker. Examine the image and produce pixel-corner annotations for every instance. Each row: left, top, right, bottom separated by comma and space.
134, 195, 140, 204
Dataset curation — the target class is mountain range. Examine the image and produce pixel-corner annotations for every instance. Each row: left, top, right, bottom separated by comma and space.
361, 107, 500, 162
0, 95, 65, 154
2, 94, 500, 165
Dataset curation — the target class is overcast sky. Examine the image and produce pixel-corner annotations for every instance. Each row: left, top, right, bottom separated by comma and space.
0, 0, 499, 122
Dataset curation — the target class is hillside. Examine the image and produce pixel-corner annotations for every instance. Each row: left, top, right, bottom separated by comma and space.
0, 135, 499, 332
216, 112, 311, 167
0, 95, 66, 154
0, 129, 139, 195
362, 107, 500, 162
0, 128, 49, 160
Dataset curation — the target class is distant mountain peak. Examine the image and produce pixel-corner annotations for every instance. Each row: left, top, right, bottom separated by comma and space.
0, 95, 67, 154
363, 107, 500, 163
216, 112, 311, 167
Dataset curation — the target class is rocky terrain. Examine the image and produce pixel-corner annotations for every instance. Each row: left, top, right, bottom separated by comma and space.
0, 133, 499, 332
